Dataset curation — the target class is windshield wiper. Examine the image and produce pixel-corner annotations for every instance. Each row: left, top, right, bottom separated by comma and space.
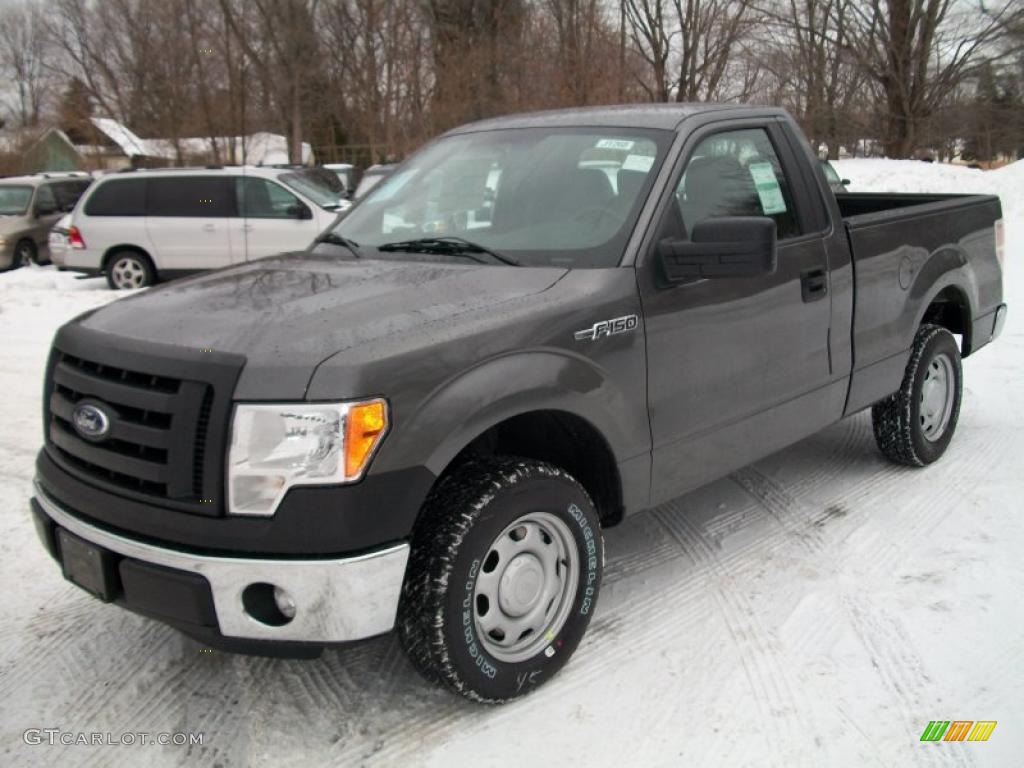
315, 231, 361, 257
377, 236, 520, 266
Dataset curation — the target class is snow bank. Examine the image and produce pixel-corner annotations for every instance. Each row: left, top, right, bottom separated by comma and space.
833, 157, 1023, 219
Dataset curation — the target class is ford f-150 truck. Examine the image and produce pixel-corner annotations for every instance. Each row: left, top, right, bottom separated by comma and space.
31, 104, 1006, 703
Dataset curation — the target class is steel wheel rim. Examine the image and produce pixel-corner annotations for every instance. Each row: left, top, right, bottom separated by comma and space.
473, 511, 579, 663
112, 257, 145, 289
920, 352, 955, 441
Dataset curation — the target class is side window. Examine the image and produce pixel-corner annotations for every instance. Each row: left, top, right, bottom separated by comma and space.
235, 177, 303, 219
34, 185, 57, 212
671, 128, 800, 240
52, 181, 91, 211
84, 179, 147, 216
148, 177, 231, 217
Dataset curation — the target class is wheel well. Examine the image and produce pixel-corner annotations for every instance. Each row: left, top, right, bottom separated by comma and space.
445, 410, 624, 527
922, 286, 972, 355
102, 245, 153, 272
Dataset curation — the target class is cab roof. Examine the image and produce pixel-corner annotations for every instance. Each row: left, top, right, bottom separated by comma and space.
445, 103, 786, 135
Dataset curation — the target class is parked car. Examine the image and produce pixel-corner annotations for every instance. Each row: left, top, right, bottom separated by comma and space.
820, 159, 850, 192
48, 213, 73, 269
354, 163, 396, 199
0, 173, 91, 269
61, 166, 342, 289
32, 105, 1005, 704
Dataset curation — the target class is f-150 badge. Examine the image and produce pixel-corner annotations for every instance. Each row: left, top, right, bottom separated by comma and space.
574, 314, 639, 342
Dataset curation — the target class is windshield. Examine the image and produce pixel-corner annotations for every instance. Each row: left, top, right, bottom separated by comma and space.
278, 172, 342, 210
0, 185, 33, 215
331, 127, 672, 267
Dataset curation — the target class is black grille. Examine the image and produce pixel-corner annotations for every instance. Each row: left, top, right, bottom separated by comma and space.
44, 328, 244, 517
192, 387, 214, 497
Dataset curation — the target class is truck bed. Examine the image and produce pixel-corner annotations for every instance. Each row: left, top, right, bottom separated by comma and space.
835, 192, 985, 221
838, 191, 1003, 414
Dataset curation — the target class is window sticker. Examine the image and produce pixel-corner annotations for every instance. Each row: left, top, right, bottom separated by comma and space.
595, 139, 635, 151
748, 162, 787, 215
621, 154, 655, 173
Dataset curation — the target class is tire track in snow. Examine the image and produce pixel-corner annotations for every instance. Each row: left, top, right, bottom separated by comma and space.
841, 597, 973, 768
330, 638, 467, 767
650, 503, 811, 762
602, 535, 681, 585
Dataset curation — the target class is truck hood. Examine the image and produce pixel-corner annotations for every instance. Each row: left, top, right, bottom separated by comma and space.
73, 252, 567, 399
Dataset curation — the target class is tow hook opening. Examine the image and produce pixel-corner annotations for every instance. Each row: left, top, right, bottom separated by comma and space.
241, 582, 297, 626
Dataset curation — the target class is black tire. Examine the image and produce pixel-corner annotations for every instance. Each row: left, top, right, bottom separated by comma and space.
872, 324, 963, 466
105, 250, 155, 289
398, 456, 603, 703
7, 239, 36, 270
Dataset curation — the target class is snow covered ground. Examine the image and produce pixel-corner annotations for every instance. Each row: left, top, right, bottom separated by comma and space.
1, 161, 1022, 767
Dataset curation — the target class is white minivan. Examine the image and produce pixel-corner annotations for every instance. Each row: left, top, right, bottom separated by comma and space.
63, 167, 343, 289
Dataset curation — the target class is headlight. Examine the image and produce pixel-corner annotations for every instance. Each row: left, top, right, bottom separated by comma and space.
227, 399, 388, 516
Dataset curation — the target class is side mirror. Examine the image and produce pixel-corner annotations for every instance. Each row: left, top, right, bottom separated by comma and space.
35, 204, 57, 217
287, 203, 313, 220
658, 217, 777, 281
840, 179, 851, 186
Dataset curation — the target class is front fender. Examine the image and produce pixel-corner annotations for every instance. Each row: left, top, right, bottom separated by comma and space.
376, 348, 649, 478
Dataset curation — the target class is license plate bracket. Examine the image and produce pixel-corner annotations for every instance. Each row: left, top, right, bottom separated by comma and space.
58, 528, 118, 602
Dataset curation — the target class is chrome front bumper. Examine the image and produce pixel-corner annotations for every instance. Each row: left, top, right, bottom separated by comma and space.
33, 480, 409, 643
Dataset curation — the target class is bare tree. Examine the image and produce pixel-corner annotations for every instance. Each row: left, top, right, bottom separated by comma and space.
624, 0, 672, 100
220, 0, 321, 162
758, 0, 868, 157
843, 0, 1023, 157
0, 2, 52, 128
319, 0, 429, 157
625, 0, 760, 102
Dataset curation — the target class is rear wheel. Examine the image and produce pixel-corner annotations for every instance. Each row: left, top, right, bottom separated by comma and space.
397, 457, 603, 703
105, 251, 154, 289
872, 324, 962, 466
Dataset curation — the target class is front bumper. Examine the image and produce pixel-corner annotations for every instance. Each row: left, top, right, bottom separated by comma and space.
32, 480, 409, 646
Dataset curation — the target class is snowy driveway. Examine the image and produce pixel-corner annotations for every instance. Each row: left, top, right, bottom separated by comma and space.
2, 162, 1022, 766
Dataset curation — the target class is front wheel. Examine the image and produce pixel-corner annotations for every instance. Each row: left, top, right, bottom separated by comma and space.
872, 324, 963, 466
398, 457, 603, 703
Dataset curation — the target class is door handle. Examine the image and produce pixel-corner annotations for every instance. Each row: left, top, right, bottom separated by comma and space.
801, 268, 828, 302
202, 223, 216, 232
243, 224, 254, 231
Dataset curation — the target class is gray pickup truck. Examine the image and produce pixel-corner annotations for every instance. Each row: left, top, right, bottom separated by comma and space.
31, 104, 1006, 703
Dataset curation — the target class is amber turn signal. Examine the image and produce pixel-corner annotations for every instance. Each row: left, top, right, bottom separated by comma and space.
345, 399, 388, 479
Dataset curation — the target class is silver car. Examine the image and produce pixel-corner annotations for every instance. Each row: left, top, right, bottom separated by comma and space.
0, 174, 92, 270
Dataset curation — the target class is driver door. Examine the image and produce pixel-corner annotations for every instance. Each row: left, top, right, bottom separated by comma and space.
639, 122, 841, 505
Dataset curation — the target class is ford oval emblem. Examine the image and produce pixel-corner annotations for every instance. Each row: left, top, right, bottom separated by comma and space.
72, 401, 111, 442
